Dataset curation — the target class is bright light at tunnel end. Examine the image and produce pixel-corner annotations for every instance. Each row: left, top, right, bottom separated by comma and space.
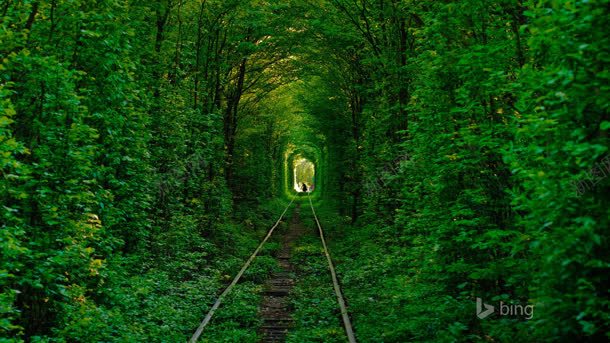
293, 157, 315, 193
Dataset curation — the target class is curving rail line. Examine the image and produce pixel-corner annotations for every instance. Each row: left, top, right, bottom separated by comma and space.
189, 196, 357, 342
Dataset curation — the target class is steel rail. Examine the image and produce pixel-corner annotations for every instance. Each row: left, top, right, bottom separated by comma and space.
189, 198, 295, 343
308, 196, 357, 343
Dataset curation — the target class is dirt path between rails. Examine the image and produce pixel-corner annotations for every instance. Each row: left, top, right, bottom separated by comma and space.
259, 204, 306, 342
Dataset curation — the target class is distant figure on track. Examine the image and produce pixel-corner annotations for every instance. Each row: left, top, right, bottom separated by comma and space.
301, 183, 308, 192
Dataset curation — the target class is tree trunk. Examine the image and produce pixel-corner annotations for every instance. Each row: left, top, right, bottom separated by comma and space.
224, 58, 247, 185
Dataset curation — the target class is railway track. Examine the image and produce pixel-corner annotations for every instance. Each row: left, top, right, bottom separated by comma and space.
189, 197, 356, 343
258, 204, 305, 342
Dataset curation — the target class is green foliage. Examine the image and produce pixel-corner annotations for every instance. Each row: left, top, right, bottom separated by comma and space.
0, 0, 290, 341
300, 0, 609, 342
288, 233, 345, 343
1, 0, 608, 341
506, 1, 610, 339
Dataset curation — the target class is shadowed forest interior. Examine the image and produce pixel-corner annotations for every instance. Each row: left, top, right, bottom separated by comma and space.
1, 0, 609, 342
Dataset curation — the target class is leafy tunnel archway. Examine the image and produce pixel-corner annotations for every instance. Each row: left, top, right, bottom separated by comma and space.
2, 0, 607, 342
283, 143, 325, 198
292, 156, 315, 192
